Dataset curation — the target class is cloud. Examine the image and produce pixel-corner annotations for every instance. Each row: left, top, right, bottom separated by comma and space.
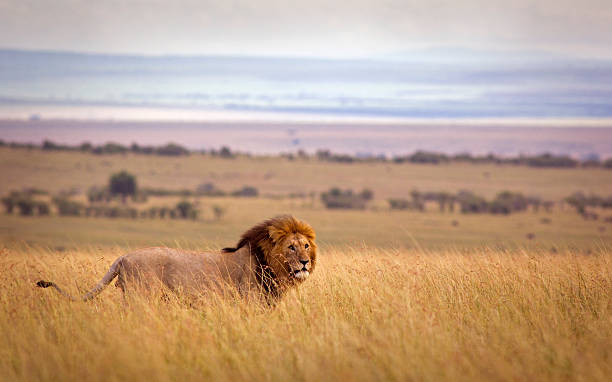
0, 0, 611, 57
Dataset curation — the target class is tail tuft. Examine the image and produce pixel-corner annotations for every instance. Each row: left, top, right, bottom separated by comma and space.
36, 280, 53, 288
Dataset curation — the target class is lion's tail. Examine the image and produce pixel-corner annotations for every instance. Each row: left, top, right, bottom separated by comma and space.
36, 257, 123, 301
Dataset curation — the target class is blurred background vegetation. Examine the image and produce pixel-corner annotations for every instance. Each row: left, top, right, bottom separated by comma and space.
1, 143, 610, 252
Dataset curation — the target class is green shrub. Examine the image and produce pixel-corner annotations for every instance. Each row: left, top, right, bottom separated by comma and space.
565, 192, 587, 214
489, 191, 528, 215
80, 142, 93, 152
93, 142, 128, 155
395, 151, 449, 164
195, 183, 225, 196
232, 186, 259, 197
388, 198, 411, 210
2, 191, 50, 216
142, 187, 193, 197
1, 194, 16, 214
159, 207, 170, 219
155, 143, 190, 156
360, 189, 374, 201
87, 186, 112, 203
53, 197, 84, 216
176, 201, 198, 220
147, 207, 159, 218
321, 188, 372, 209
525, 153, 578, 168
219, 146, 234, 158
457, 191, 489, 214
16, 198, 36, 216
35, 201, 50, 215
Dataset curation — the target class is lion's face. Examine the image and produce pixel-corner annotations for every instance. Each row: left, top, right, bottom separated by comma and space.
268, 232, 316, 284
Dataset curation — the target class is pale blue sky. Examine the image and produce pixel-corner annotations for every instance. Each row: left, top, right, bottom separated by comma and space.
0, 0, 611, 58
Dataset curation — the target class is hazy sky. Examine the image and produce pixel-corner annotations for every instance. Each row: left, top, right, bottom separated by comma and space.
1, 0, 611, 58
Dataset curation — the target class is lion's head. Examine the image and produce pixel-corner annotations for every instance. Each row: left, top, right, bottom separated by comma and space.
225, 215, 317, 288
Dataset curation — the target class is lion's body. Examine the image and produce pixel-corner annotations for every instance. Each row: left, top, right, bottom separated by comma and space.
37, 215, 317, 303
116, 246, 258, 297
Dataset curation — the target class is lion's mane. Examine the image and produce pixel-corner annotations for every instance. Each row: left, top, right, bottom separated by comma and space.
223, 215, 317, 297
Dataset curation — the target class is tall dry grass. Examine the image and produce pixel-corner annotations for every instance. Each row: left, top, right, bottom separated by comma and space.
1, 246, 610, 381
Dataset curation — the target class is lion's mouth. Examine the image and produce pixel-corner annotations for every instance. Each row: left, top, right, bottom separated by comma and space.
292, 269, 310, 280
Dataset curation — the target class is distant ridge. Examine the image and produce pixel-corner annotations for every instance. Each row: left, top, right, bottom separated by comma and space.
2, 47, 612, 120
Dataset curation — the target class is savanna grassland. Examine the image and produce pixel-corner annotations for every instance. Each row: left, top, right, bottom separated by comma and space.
1, 146, 612, 381
1, 146, 609, 199
2, 247, 611, 381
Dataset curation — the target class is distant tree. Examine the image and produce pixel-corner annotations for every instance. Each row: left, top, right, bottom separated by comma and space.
52, 197, 84, 216
388, 198, 411, 210
527, 196, 542, 212
79, 142, 93, 152
436, 192, 454, 212
452, 153, 473, 162
42, 140, 58, 151
156, 143, 190, 156
565, 192, 587, 215
93, 142, 128, 155
196, 182, 225, 196
408, 151, 449, 164
360, 189, 374, 201
1, 194, 16, 214
542, 201, 554, 213
321, 188, 371, 209
109, 171, 137, 203
35, 201, 50, 215
87, 186, 111, 203
456, 191, 488, 214
410, 190, 425, 211
176, 200, 197, 219
525, 153, 578, 168
159, 207, 170, 219
147, 207, 159, 219
231, 186, 259, 197
489, 191, 528, 215
16, 198, 35, 216
219, 146, 233, 158
316, 149, 332, 160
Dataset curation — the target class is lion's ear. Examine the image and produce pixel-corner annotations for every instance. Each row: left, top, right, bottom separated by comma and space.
267, 226, 286, 244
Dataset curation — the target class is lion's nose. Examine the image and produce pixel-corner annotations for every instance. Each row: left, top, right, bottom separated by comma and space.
299, 259, 309, 266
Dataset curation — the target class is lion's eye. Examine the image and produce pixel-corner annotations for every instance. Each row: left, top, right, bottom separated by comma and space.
305, 243, 309, 249
289, 245, 296, 251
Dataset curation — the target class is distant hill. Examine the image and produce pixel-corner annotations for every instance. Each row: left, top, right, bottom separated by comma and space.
1, 48, 612, 119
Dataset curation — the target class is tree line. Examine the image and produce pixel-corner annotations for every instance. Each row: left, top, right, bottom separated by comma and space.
4, 171, 612, 221
320, 187, 612, 220
1, 171, 227, 221
3, 139, 612, 168
0, 139, 235, 157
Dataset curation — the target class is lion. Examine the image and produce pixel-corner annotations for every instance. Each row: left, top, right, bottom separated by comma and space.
36, 215, 317, 303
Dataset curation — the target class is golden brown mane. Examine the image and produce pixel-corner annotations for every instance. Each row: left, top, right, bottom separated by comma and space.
223, 215, 316, 254
223, 215, 317, 298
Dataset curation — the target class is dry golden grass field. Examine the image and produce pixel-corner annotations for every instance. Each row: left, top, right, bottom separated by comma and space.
1, 247, 610, 381
1, 147, 610, 199
1, 147, 612, 381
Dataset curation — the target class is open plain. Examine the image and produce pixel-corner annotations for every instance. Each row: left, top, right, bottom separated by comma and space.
1, 146, 611, 381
